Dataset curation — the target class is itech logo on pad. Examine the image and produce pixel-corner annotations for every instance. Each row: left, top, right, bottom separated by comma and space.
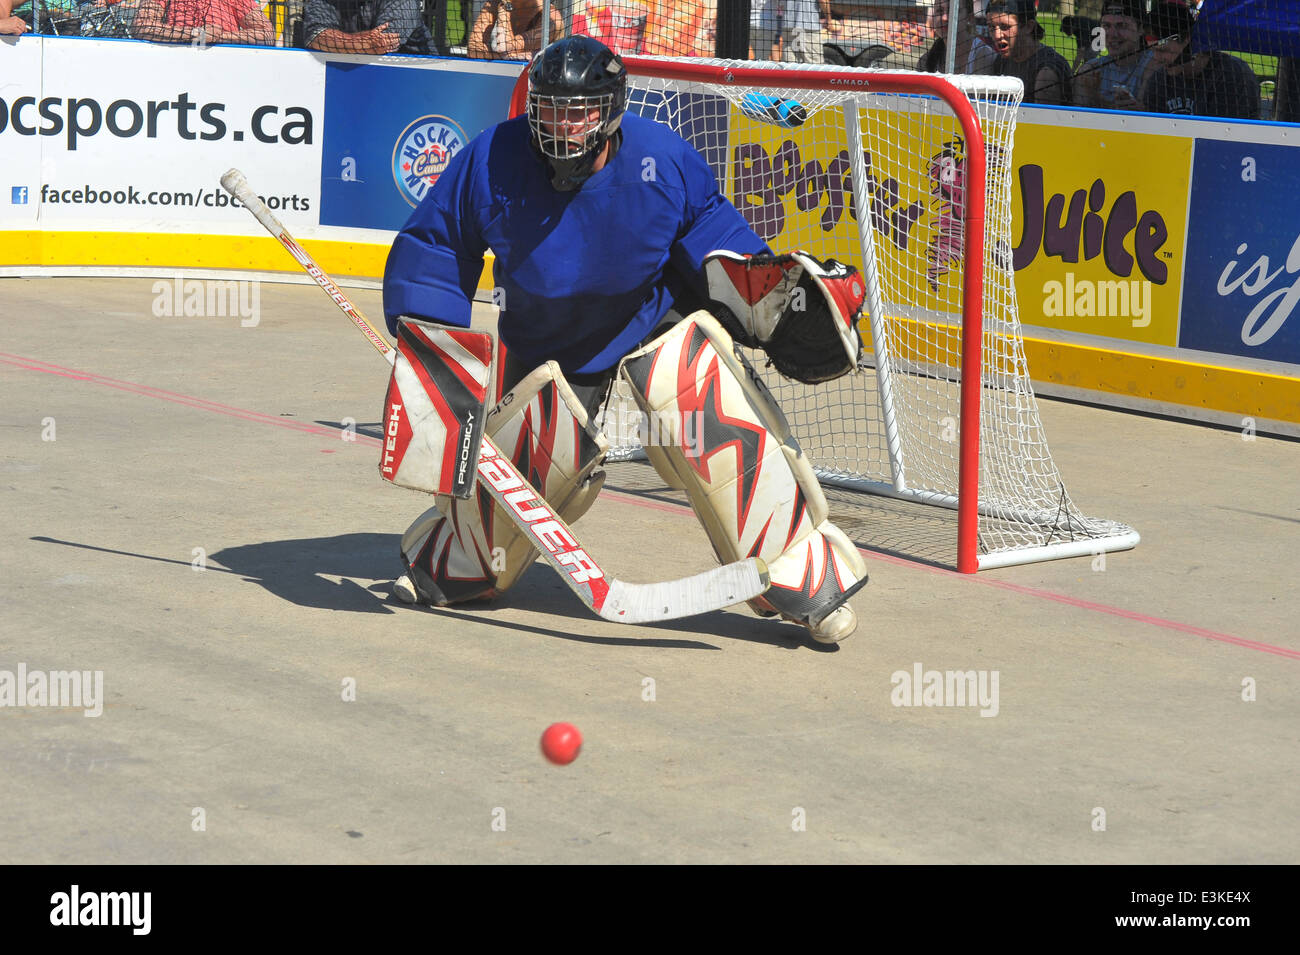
392, 116, 467, 208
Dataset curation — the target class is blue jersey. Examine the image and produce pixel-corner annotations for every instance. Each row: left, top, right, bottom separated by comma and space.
383, 113, 767, 375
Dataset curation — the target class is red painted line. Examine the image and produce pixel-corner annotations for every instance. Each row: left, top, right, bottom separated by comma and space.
601, 488, 699, 516
858, 549, 1300, 661
0, 352, 376, 442
8, 351, 1295, 661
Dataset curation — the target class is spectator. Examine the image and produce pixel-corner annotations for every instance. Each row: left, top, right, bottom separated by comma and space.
1, 0, 29, 34
304, 0, 429, 55
6, 0, 84, 33
468, 0, 562, 60
1060, 11, 1103, 73
751, 0, 774, 60
986, 0, 1073, 104
917, 0, 996, 75
133, 0, 273, 44
772, 0, 838, 63
570, 1, 648, 56
642, 0, 713, 58
1075, 0, 1159, 110
77, 0, 140, 37
1142, 1, 1259, 119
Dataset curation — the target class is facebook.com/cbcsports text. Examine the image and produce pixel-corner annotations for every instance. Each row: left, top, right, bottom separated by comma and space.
25, 184, 311, 211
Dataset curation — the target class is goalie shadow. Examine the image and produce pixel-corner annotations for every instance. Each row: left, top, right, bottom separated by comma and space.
211, 532, 403, 615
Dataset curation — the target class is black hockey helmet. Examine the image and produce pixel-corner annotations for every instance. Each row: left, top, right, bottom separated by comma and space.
527, 35, 628, 191
985, 0, 1039, 20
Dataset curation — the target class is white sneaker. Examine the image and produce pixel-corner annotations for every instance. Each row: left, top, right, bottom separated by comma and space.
806, 603, 857, 644
393, 574, 419, 605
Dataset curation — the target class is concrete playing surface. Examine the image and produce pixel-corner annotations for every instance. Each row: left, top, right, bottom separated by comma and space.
2, 277, 1297, 863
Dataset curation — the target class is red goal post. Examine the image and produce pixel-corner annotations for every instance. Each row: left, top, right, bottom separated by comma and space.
507, 59, 1139, 573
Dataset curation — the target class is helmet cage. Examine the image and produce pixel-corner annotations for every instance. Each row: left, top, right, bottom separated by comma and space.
528, 91, 620, 162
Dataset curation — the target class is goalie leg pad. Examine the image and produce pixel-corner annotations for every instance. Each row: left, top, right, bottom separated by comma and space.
380, 318, 494, 499
618, 311, 868, 631
401, 496, 498, 606
400, 361, 609, 605
486, 362, 609, 592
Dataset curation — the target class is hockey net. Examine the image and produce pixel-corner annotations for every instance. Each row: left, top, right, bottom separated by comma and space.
512, 58, 1138, 572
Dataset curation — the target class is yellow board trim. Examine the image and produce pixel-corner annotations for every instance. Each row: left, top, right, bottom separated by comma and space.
1022, 337, 1300, 425
0, 229, 496, 291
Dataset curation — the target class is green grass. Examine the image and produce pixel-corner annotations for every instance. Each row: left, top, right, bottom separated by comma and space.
446, 0, 467, 48
1233, 51, 1277, 82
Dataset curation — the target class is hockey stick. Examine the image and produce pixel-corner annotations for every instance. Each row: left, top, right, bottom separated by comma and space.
219, 170, 395, 362
219, 168, 769, 624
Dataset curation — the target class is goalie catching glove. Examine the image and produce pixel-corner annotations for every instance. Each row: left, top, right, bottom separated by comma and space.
703, 250, 865, 384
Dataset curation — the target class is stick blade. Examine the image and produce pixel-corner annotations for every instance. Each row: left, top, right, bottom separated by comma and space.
597, 559, 769, 624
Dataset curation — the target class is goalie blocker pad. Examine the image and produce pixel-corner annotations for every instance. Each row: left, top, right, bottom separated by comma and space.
618, 311, 868, 629
400, 361, 609, 606
380, 318, 494, 499
703, 250, 865, 384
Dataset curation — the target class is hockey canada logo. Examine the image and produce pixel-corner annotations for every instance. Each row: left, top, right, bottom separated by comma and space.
393, 115, 468, 208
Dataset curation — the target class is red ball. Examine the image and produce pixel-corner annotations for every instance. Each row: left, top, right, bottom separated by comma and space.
540, 722, 583, 765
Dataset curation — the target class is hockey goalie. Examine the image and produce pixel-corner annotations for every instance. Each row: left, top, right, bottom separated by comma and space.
380, 35, 869, 642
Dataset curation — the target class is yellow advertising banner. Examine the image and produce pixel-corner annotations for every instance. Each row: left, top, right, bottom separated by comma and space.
723, 99, 972, 322
721, 100, 1192, 351
724, 105, 876, 266
1010, 122, 1192, 346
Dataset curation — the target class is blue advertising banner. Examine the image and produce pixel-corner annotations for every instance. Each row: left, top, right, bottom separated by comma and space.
1180, 138, 1300, 365
319, 62, 519, 232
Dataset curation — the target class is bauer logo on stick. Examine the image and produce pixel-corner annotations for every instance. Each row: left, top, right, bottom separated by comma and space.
393, 115, 469, 207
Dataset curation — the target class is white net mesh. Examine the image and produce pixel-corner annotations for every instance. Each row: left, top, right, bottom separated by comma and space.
602, 58, 1137, 569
